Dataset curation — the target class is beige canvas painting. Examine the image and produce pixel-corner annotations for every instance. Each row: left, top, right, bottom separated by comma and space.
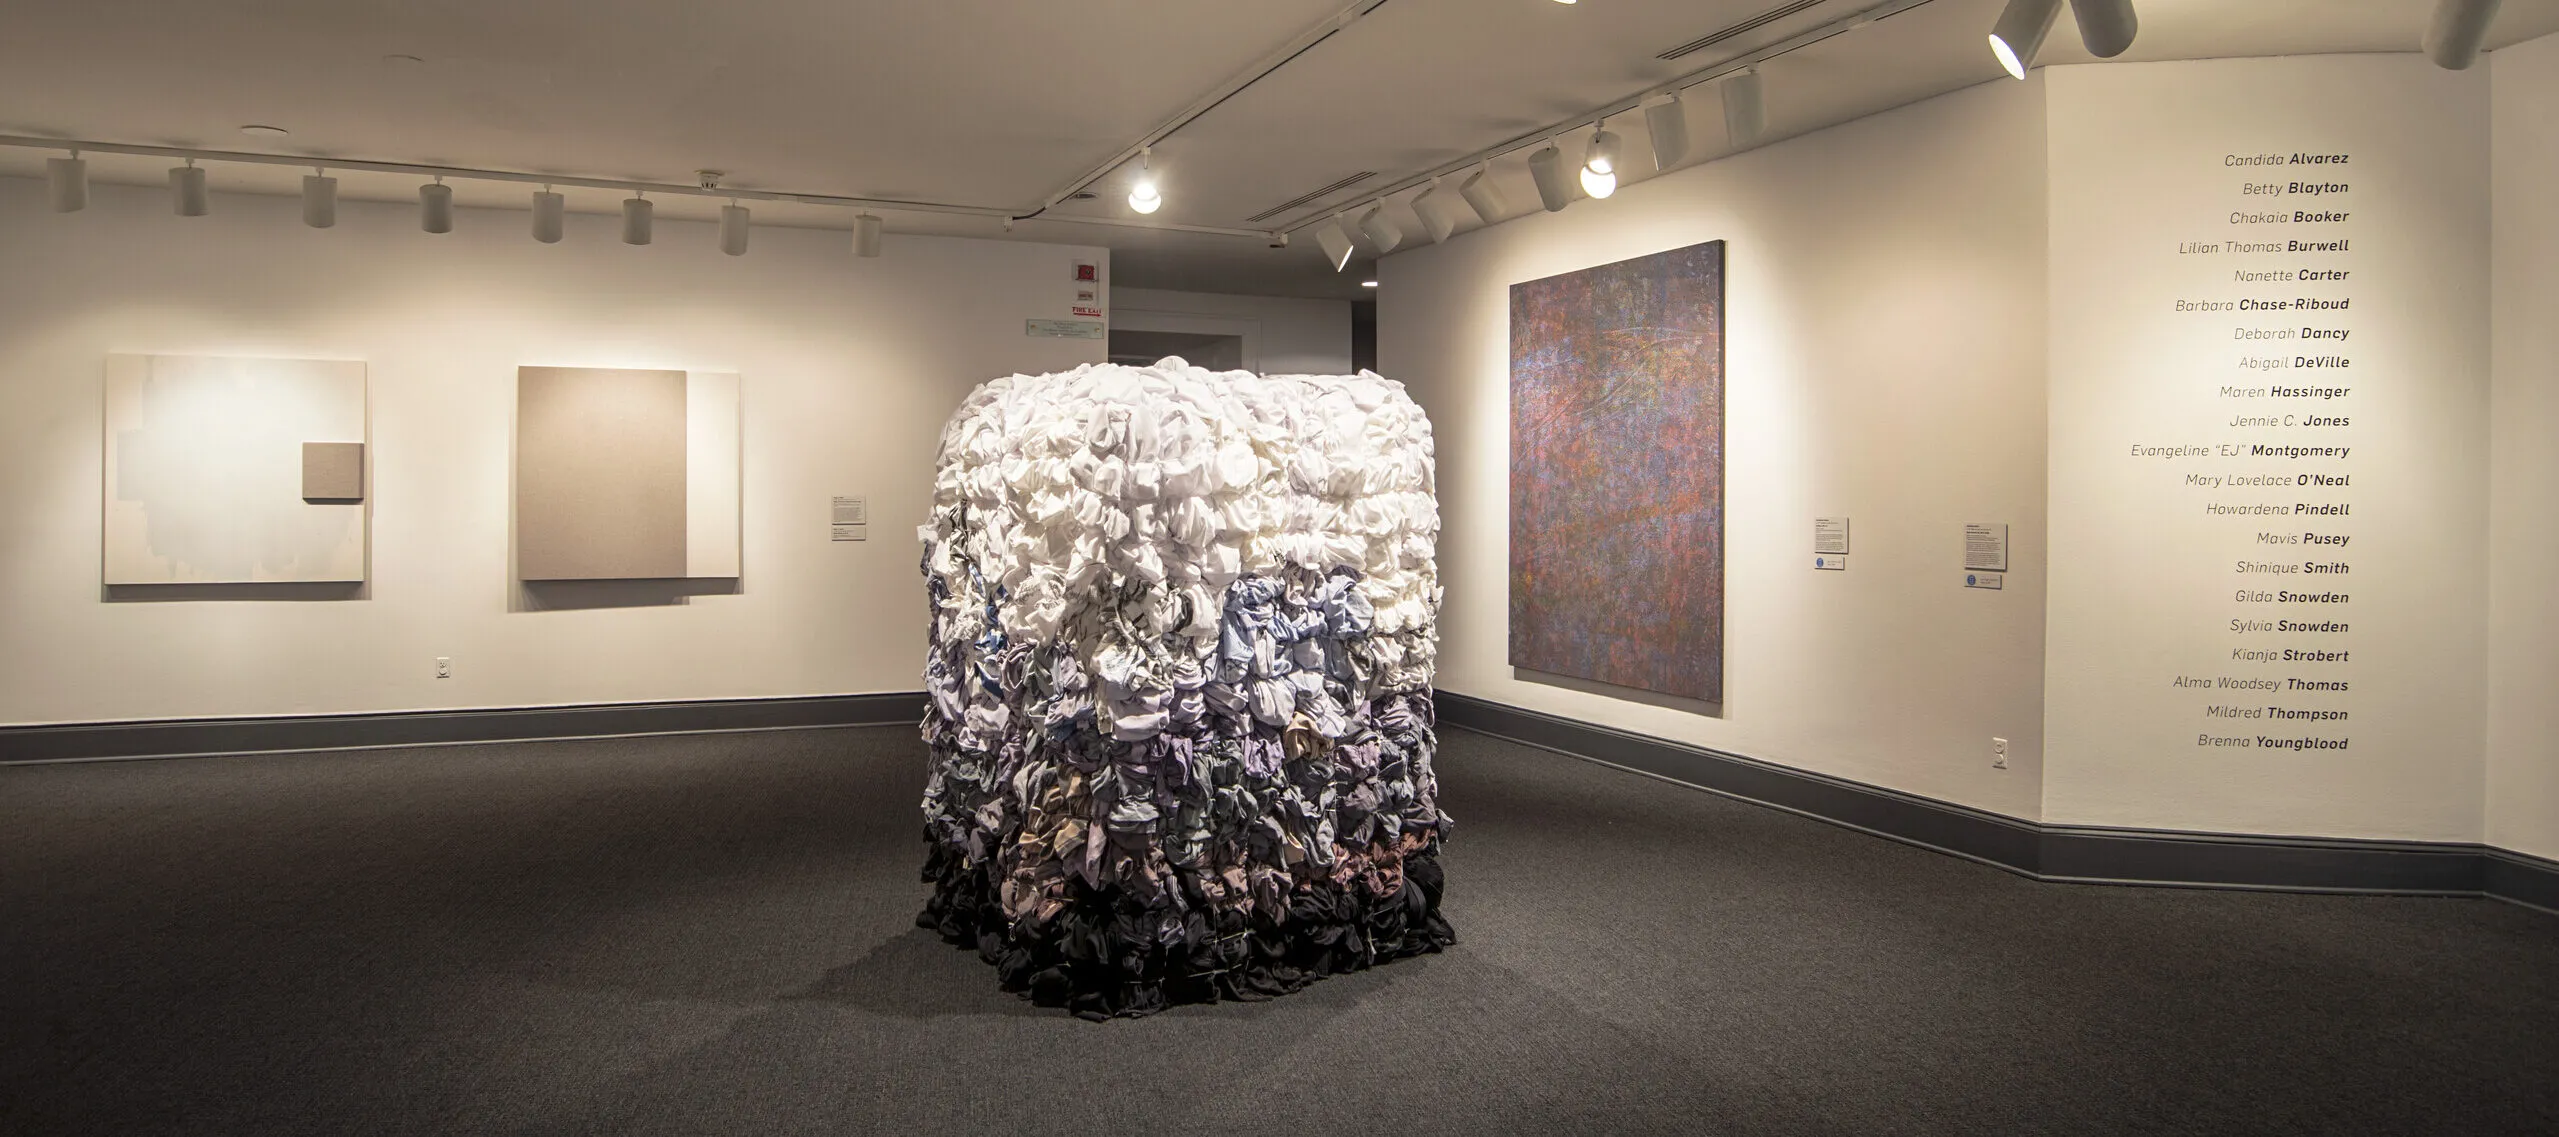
102, 354, 369, 585
515, 366, 740, 581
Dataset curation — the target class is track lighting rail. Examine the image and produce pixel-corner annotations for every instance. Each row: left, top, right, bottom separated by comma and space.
1268, 0, 1939, 237
0, 134, 1272, 239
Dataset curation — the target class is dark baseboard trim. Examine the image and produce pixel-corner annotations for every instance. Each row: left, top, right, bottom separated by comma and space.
0, 692, 929, 765
1434, 691, 2559, 914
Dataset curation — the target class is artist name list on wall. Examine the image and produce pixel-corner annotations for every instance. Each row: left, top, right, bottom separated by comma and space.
2141, 150, 2362, 755
2044, 56, 2487, 835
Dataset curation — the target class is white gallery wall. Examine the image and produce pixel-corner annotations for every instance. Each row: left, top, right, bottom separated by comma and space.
1381, 40, 2558, 853
2042, 56, 2492, 842
2488, 32, 2559, 861
0, 179, 1104, 725
1112, 287, 1353, 375
1380, 76, 2054, 822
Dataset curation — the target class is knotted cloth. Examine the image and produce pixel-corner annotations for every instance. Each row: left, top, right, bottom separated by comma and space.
916, 358, 1454, 1019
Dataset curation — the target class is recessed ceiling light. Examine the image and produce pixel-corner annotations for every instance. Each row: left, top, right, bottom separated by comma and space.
1361, 279, 1379, 288
239, 124, 289, 137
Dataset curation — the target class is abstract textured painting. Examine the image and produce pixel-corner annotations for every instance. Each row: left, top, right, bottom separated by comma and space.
103, 354, 368, 585
918, 358, 1452, 1019
1509, 240, 1725, 702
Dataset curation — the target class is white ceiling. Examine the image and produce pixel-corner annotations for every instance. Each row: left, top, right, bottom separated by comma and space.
3, 0, 2553, 300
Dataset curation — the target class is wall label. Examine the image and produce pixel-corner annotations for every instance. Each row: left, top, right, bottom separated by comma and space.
1964, 523, 2010, 572
1815, 517, 1851, 555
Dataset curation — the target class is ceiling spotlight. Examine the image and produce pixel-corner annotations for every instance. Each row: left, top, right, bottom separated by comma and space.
46, 152, 87, 213
532, 188, 565, 244
1724, 69, 1766, 148
1644, 92, 1689, 170
302, 170, 337, 228
1527, 143, 1573, 213
855, 213, 884, 258
1313, 214, 1356, 272
1129, 146, 1162, 214
420, 178, 454, 234
1988, 0, 2063, 79
1415, 178, 1462, 244
170, 160, 209, 217
1361, 279, 1380, 288
719, 202, 750, 256
2425, 0, 2501, 70
239, 124, 289, 137
1358, 204, 1404, 254
2071, 0, 2139, 58
621, 193, 653, 245
1459, 162, 1507, 223
1580, 124, 1620, 199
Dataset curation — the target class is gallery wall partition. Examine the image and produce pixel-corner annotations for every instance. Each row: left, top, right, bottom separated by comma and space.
1380, 74, 2055, 824
2485, 31, 2559, 863
2042, 54, 2491, 843
1379, 40, 2559, 889
0, 177, 1105, 729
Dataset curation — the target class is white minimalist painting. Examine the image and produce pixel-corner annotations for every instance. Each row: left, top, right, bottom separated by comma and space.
103, 354, 369, 585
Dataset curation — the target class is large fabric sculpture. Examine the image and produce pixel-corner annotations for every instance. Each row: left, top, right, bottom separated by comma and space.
917, 359, 1453, 1019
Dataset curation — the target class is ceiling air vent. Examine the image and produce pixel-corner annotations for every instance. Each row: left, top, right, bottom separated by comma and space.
1244, 171, 1377, 224
1657, 0, 1830, 61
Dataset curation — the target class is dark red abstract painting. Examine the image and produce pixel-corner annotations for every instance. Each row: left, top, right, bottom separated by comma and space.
1509, 240, 1725, 702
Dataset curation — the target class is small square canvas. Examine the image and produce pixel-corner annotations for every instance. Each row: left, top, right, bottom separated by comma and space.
103, 354, 369, 585
301, 442, 365, 502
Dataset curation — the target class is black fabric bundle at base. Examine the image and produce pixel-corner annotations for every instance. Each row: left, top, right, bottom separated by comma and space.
919, 844, 1452, 1020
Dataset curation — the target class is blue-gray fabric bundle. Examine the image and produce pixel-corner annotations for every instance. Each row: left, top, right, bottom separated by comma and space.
917, 359, 1453, 1019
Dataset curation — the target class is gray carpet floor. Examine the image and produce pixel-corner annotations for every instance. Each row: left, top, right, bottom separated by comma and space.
4, 725, 2555, 1136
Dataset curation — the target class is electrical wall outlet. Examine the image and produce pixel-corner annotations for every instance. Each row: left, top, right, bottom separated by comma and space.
1991, 737, 2009, 769
435, 657, 452, 679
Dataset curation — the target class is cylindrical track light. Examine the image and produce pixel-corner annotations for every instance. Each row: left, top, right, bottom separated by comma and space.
1527, 144, 1573, 213
1988, 0, 2064, 79
532, 189, 565, 244
170, 161, 209, 217
1128, 145, 1162, 214
854, 213, 884, 258
47, 154, 88, 213
2069, 0, 2139, 58
1459, 162, 1507, 224
1580, 124, 1620, 199
1644, 93, 1689, 170
420, 179, 454, 234
1724, 70, 1766, 148
2426, 0, 2502, 70
301, 173, 337, 228
719, 203, 750, 255
621, 194, 653, 245
1358, 204, 1403, 254
1313, 214, 1356, 272
1415, 179, 1462, 244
